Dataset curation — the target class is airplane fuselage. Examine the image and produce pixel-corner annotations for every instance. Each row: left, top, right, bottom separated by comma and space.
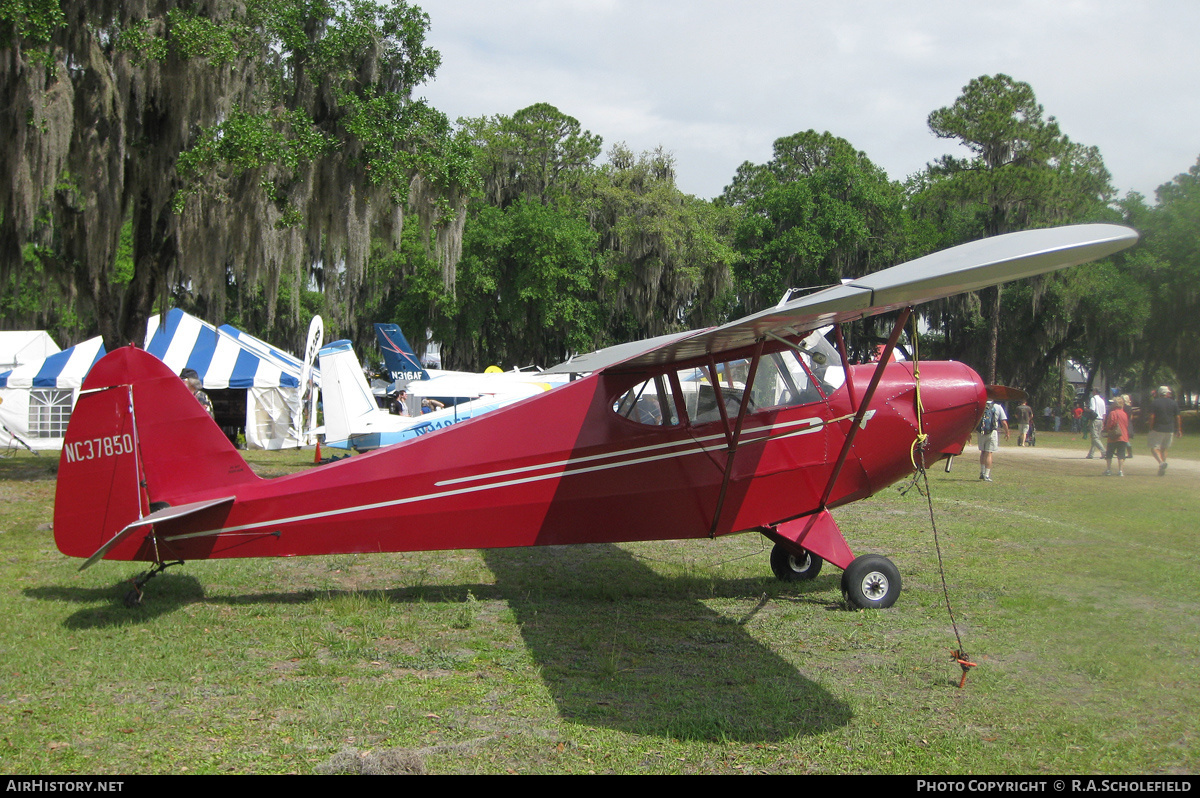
55, 346, 983, 565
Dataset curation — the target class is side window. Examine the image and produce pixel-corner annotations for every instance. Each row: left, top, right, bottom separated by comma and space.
800, 334, 845, 394
751, 351, 827, 408
614, 348, 834, 429
614, 375, 680, 426
692, 352, 830, 422
679, 363, 750, 425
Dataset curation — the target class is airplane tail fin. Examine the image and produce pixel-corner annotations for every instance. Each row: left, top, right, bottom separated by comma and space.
53, 346, 259, 560
317, 340, 385, 445
374, 323, 430, 383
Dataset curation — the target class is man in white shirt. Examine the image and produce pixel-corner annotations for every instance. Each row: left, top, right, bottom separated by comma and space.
978, 400, 1010, 482
1086, 388, 1107, 459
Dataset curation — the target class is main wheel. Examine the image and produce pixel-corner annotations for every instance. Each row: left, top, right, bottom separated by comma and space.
770, 543, 823, 581
840, 554, 901, 609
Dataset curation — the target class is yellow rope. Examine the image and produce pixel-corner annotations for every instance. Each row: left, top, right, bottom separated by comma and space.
910, 312, 928, 469
903, 310, 975, 688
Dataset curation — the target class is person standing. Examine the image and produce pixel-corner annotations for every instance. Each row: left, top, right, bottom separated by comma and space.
1122, 394, 1137, 459
978, 399, 1010, 482
1015, 400, 1034, 446
1086, 388, 1107, 459
1148, 385, 1184, 476
389, 388, 411, 416
1103, 396, 1130, 476
180, 368, 214, 418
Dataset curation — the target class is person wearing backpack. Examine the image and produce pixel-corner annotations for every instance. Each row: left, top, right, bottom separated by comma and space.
1103, 396, 1131, 476
978, 399, 1010, 482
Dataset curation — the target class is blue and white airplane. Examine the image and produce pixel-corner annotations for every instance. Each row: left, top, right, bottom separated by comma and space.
317, 338, 563, 452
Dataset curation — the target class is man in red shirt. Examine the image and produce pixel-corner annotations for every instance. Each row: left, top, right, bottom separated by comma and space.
1103, 397, 1130, 476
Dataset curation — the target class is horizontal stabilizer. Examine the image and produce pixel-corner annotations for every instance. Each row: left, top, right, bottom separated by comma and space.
79, 496, 235, 571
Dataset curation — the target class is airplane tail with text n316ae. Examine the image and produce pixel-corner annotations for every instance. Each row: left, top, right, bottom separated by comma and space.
374, 323, 433, 383
53, 224, 1138, 609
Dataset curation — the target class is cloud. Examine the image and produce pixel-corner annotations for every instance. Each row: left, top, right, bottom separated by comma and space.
416, 0, 1200, 200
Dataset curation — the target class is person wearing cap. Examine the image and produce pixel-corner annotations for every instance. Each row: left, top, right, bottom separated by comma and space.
1148, 385, 1183, 476
977, 399, 1010, 482
180, 368, 214, 418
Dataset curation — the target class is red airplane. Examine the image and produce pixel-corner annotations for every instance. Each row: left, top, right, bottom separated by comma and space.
53, 224, 1137, 609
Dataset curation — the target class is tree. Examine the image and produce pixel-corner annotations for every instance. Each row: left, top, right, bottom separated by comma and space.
447, 106, 734, 366
720, 130, 908, 351
585, 144, 734, 343
918, 74, 1115, 384
448, 199, 604, 370
1126, 162, 1200, 398
1, 0, 472, 350
459, 102, 603, 209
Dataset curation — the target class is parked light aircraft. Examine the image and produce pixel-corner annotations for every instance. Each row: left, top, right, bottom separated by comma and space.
317, 338, 561, 451
53, 225, 1137, 609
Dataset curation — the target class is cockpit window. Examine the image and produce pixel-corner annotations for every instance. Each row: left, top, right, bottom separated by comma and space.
614, 374, 680, 426
613, 346, 833, 428
798, 332, 845, 392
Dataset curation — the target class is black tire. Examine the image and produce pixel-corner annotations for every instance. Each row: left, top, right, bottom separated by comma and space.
770, 543, 823, 581
840, 554, 901, 609
123, 589, 143, 608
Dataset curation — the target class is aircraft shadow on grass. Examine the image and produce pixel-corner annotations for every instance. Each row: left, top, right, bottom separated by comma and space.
28, 573, 207, 629
481, 543, 852, 742
31, 543, 850, 741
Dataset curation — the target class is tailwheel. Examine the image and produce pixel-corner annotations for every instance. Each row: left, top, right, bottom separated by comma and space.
770, 542, 823, 581
123, 560, 185, 608
841, 554, 901, 609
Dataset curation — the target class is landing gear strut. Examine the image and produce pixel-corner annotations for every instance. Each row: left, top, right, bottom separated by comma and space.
124, 560, 185, 607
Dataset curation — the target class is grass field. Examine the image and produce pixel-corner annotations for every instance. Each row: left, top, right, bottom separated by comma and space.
1, 432, 1197, 774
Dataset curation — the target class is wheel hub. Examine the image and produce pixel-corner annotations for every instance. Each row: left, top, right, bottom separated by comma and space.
860, 571, 889, 600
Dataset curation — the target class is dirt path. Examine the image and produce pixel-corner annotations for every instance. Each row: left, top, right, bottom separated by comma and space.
989, 443, 1200, 477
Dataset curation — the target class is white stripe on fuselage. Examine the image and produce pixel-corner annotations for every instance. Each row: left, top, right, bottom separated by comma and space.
162, 410, 872, 543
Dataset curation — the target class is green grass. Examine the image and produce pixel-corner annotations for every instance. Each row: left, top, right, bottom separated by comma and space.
0, 441, 1196, 774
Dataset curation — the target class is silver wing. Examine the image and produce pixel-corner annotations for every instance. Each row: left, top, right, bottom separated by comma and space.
545, 224, 1138, 375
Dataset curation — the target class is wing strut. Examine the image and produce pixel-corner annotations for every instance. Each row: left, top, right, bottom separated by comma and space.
819, 308, 912, 509
708, 338, 766, 538
834, 324, 856, 407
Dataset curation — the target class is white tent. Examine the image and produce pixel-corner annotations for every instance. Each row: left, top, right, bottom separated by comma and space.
0, 337, 105, 452
1, 330, 60, 372
144, 309, 316, 449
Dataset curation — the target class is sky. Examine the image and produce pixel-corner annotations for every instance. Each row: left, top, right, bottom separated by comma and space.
411, 0, 1200, 202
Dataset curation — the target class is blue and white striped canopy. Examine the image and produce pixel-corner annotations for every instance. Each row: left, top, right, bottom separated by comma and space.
0, 337, 105, 389
145, 309, 303, 389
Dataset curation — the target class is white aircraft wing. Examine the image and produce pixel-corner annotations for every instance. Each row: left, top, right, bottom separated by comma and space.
406, 372, 565, 399
547, 224, 1137, 375
541, 330, 700, 375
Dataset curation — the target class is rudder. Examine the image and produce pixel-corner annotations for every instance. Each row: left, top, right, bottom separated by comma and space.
54, 346, 258, 561
374, 323, 429, 383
